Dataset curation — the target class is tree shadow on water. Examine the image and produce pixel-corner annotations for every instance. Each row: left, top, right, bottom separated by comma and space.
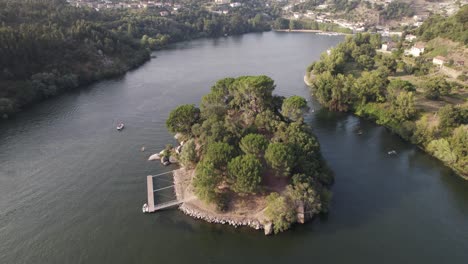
303, 115, 429, 234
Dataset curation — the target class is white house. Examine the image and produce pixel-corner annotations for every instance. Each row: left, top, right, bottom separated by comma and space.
317, 4, 328, 10
405, 34, 417, 42
215, 0, 230, 4
409, 42, 425, 57
433, 56, 447, 67
381, 42, 397, 52
230, 2, 242, 7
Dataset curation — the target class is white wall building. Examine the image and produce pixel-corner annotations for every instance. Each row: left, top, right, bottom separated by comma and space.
409, 42, 425, 57
432, 56, 447, 67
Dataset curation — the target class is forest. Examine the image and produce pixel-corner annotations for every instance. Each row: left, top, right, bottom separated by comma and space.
379, 1, 414, 20
0, 0, 272, 118
165, 76, 333, 233
306, 30, 467, 177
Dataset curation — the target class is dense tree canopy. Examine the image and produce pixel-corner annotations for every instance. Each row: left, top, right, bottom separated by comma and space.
227, 155, 263, 194
193, 160, 221, 203
265, 142, 296, 177
166, 104, 200, 134
281, 95, 309, 121
239, 134, 269, 156
204, 142, 235, 168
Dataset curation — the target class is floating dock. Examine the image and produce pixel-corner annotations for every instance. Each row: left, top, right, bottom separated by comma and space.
144, 172, 183, 213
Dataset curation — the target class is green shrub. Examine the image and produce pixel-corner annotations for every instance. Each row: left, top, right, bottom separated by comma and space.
265, 193, 296, 234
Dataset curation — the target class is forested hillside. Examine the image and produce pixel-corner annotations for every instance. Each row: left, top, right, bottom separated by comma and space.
416, 5, 468, 45
0, 0, 272, 118
306, 31, 467, 177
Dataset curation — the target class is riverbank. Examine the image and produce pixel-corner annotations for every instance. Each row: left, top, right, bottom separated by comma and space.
304, 73, 468, 180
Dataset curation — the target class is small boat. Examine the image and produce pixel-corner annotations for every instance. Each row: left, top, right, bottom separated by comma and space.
357, 130, 363, 135
116, 123, 124, 131
388, 150, 397, 155
142, 203, 148, 213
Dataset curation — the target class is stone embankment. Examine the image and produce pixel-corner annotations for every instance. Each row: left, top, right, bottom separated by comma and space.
178, 204, 264, 230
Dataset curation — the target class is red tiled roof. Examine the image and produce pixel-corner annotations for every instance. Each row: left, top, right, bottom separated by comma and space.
434, 55, 447, 61
414, 42, 425, 49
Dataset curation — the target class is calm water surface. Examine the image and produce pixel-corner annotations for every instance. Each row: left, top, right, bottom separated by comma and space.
1, 32, 467, 264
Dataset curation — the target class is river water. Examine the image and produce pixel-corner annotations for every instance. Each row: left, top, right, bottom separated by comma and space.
0, 32, 467, 264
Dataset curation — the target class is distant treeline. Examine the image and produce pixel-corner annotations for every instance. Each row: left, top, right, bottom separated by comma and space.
273, 18, 353, 34
0, 0, 273, 118
379, 1, 414, 20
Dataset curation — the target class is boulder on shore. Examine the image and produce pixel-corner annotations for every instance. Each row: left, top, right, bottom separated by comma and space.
174, 133, 183, 140
148, 153, 160, 161
264, 222, 273, 235
169, 156, 179, 163
161, 156, 170, 166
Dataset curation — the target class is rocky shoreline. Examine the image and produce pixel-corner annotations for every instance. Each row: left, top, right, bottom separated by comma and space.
304, 73, 313, 86
178, 204, 264, 230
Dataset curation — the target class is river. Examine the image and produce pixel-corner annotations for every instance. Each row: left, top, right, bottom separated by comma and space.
0, 32, 467, 264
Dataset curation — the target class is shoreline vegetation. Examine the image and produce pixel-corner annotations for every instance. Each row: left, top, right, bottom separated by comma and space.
0, 0, 272, 119
164, 76, 333, 235
304, 72, 465, 178
304, 8, 467, 179
305, 66, 467, 180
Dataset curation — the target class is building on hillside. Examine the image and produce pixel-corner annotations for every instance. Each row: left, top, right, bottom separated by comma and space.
215, 0, 230, 4
230, 2, 241, 7
381, 42, 397, 52
432, 56, 447, 67
455, 61, 465, 67
405, 34, 417, 42
409, 42, 425, 57
316, 4, 328, 9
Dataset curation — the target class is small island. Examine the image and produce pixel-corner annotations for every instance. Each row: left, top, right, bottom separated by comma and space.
164, 76, 332, 234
